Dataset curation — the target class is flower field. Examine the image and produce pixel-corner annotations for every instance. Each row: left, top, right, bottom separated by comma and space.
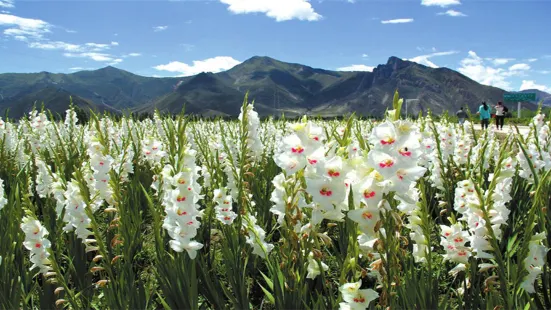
1, 91, 551, 310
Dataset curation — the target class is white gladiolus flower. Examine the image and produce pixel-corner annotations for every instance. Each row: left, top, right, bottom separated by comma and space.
21, 216, 53, 275
243, 214, 274, 259
306, 252, 329, 279
35, 159, 54, 198
157, 147, 204, 260
0, 178, 7, 212
521, 234, 549, 294
238, 103, 263, 160
213, 188, 237, 225
339, 280, 379, 309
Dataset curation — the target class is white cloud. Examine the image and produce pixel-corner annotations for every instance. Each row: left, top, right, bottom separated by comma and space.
407, 50, 458, 68
85, 42, 112, 51
153, 25, 168, 32
416, 46, 438, 52
485, 58, 515, 66
64, 52, 112, 62
509, 63, 530, 71
527, 58, 538, 62
520, 80, 551, 93
65, 29, 77, 33
109, 58, 123, 65
29, 41, 82, 52
381, 18, 414, 24
123, 52, 141, 57
28, 40, 117, 53
0, 0, 14, 8
421, 0, 461, 7
457, 51, 534, 90
1, 11, 125, 65
458, 51, 511, 89
219, 0, 322, 22
154, 56, 242, 76
64, 52, 122, 65
362, 53, 368, 58
337, 64, 374, 72
69, 67, 94, 71
27, 39, 125, 64
438, 9, 466, 17
0, 13, 51, 39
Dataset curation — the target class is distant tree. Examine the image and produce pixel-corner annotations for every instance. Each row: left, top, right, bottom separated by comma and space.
73, 106, 89, 124
138, 112, 153, 121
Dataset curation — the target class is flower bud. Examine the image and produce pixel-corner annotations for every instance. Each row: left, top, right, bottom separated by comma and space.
54, 287, 65, 295
479, 264, 496, 272
312, 249, 323, 260
349, 257, 356, 269
111, 236, 123, 247
90, 266, 105, 273
85, 246, 99, 253
484, 275, 499, 287
95, 279, 109, 288
111, 255, 123, 264
93, 255, 103, 262
55, 299, 67, 307
104, 207, 118, 213
317, 233, 333, 246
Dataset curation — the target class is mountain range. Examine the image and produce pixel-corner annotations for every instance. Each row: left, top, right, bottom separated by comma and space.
519, 89, 551, 107
0, 56, 545, 119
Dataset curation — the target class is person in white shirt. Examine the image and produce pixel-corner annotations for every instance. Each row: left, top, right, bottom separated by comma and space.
494, 101, 505, 130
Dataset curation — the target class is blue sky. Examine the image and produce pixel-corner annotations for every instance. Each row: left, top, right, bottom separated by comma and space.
1, 0, 550, 92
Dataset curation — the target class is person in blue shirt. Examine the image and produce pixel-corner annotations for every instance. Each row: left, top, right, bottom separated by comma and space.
476, 101, 491, 129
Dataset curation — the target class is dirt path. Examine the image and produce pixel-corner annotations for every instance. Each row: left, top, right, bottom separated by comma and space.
471, 124, 530, 136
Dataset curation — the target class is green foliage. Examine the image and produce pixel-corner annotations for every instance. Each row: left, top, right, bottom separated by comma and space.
1, 98, 551, 310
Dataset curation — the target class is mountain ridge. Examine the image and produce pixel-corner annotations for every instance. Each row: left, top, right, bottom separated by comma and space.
0, 56, 538, 118
519, 89, 551, 106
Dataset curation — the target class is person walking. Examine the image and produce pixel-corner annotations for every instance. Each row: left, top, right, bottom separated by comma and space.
476, 101, 491, 129
456, 107, 467, 125
494, 101, 506, 130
